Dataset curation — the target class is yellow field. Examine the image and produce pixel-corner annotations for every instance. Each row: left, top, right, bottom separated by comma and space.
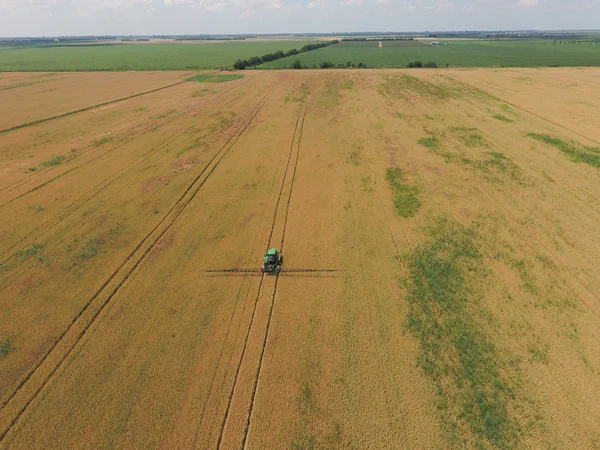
1, 69, 599, 449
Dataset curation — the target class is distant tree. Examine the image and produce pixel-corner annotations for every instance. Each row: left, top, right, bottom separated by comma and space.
233, 59, 246, 70
424, 61, 437, 68
247, 56, 262, 66
320, 61, 334, 68
407, 60, 423, 68
292, 59, 302, 69
261, 52, 277, 62
357, 62, 367, 68
285, 48, 299, 57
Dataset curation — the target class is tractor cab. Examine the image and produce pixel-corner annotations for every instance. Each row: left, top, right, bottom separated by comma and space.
262, 248, 283, 274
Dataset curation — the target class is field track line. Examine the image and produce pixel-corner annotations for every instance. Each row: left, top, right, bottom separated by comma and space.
214, 77, 309, 450
0, 76, 254, 266
0, 74, 211, 135
194, 96, 302, 441
0, 77, 280, 443
239, 78, 310, 450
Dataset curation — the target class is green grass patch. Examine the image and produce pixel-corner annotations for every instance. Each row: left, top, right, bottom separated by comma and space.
451, 127, 487, 147
29, 204, 45, 213
109, 221, 124, 238
0, 338, 15, 358
405, 217, 517, 448
361, 175, 374, 193
152, 109, 178, 120
419, 132, 524, 183
40, 154, 66, 166
79, 238, 100, 259
385, 168, 421, 217
527, 133, 600, 169
381, 74, 460, 100
346, 150, 362, 166
470, 152, 525, 184
511, 258, 538, 295
12, 242, 46, 263
187, 73, 244, 83
528, 345, 549, 364
192, 88, 211, 98
493, 114, 514, 123
417, 136, 440, 150
92, 135, 114, 146
489, 152, 506, 160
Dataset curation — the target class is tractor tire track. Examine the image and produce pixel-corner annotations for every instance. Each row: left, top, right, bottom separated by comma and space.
195, 103, 303, 437
214, 78, 310, 450
239, 81, 309, 450
0, 77, 280, 444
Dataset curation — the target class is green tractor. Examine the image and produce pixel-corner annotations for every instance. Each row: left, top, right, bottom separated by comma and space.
262, 248, 283, 274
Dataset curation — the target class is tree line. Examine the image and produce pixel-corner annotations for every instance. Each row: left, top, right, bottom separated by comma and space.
233, 40, 339, 69
291, 60, 367, 69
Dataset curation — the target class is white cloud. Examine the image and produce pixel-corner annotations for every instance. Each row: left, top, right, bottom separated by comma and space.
341, 0, 364, 6
306, 0, 330, 9
0, 0, 597, 37
516, 0, 538, 6
164, 0, 195, 6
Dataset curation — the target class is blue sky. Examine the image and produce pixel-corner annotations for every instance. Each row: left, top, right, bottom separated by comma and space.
0, 0, 598, 37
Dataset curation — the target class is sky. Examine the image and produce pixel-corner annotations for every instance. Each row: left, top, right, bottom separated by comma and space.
0, 0, 598, 37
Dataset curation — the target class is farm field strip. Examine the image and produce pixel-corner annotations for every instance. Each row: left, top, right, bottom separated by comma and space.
0, 75, 254, 264
217, 79, 310, 449
0, 75, 280, 440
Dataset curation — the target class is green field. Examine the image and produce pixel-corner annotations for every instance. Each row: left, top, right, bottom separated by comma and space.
336, 40, 429, 47
258, 39, 600, 68
0, 41, 321, 71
